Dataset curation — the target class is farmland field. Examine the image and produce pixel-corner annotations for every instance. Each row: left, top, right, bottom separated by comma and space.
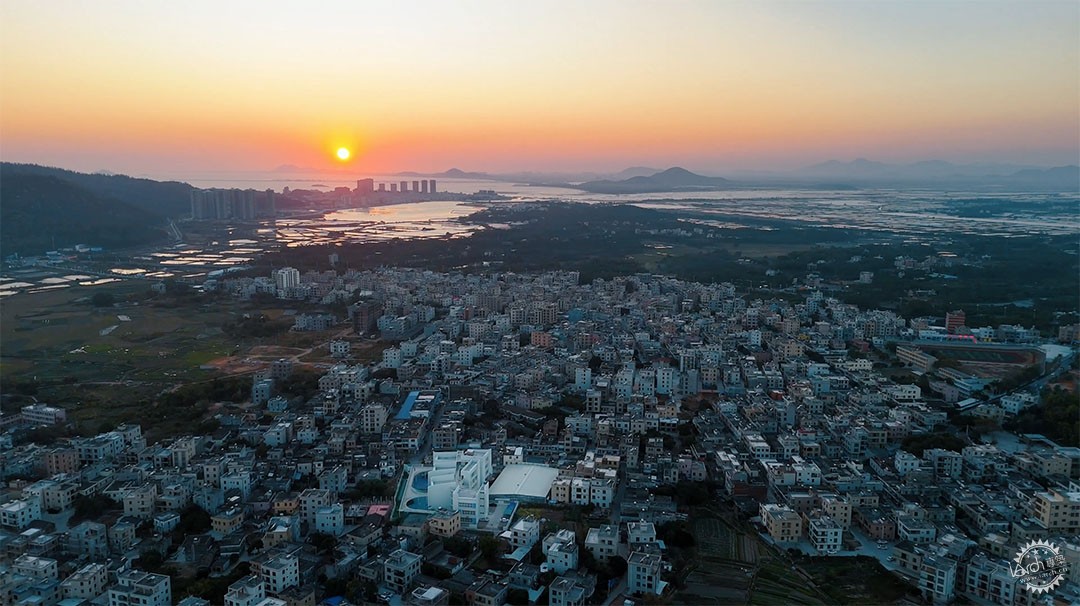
0, 282, 361, 439
675, 512, 829, 605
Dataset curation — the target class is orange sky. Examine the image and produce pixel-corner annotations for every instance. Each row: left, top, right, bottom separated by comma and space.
2, 1, 1077, 176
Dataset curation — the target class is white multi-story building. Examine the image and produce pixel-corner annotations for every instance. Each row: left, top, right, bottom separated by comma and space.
887, 384, 922, 402
21, 404, 67, 425
918, 554, 957, 605
655, 366, 677, 395
584, 525, 619, 562
543, 529, 579, 575
14, 555, 58, 580
61, 562, 108, 600
359, 404, 388, 434
549, 576, 590, 606
747, 329, 762, 348
427, 450, 492, 527
897, 515, 937, 545
76, 433, 126, 464
998, 392, 1037, 415
509, 517, 540, 550
384, 550, 422, 595
790, 457, 821, 485
589, 478, 616, 509
122, 485, 158, 519
383, 347, 404, 369
299, 489, 332, 527
504, 446, 524, 466
23, 476, 79, 512
274, 267, 300, 295
223, 575, 265, 606
807, 515, 843, 554
314, 504, 345, 536
109, 570, 171, 606
252, 379, 274, 406
261, 553, 299, 595
319, 466, 348, 496
221, 471, 253, 500
627, 521, 657, 550
924, 449, 963, 480
627, 550, 663, 595
566, 477, 588, 506
574, 367, 592, 391
961, 553, 1019, 606
263, 422, 293, 447
329, 340, 351, 358
894, 451, 921, 476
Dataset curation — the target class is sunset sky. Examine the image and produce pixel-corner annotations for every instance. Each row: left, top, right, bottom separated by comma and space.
2, 0, 1077, 177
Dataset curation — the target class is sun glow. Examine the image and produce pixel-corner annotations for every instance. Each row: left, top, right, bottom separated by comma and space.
336, 147, 350, 160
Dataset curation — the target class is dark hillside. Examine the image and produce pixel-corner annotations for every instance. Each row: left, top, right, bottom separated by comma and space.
1, 174, 168, 254
1, 163, 193, 218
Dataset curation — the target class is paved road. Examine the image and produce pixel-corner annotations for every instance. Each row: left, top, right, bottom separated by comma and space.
601, 574, 627, 606
609, 478, 627, 525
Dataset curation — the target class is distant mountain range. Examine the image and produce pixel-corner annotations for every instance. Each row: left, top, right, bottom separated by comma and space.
3, 156, 1074, 257
392, 166, 732, 193
567, 167, 731, 194
390, 160, 1077, 191
791, 158, 1079, 186
280, 158, 1078, 191
1009, 165, 1080, 183
394, 168, 491, 179
393, 166, 667, 183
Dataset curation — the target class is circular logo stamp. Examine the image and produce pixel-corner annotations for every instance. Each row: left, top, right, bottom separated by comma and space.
1012, 539, 1068, 595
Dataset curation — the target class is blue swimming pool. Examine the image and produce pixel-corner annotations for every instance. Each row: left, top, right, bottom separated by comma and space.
412, 471, 429, 491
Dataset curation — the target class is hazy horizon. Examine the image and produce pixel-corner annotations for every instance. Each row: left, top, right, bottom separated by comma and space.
3, 158, 1076, 186
2, 1, 1078, 176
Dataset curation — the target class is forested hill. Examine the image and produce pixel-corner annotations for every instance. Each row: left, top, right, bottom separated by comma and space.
1, 163, 193, 218
1, 173, 169, 255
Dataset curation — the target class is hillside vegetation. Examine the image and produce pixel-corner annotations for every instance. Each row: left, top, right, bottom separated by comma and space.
0, 173, 168, 254
1, 162, 193, 218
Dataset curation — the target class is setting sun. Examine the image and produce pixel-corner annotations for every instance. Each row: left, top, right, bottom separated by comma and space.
336, 147, 350, 161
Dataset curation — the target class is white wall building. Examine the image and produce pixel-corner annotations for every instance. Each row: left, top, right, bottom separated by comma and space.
427, 450, 493, 527
509, 517, 540, 550
109, 570, 171, 606
585, 525, 619, 562
808, 515, 843, 554
314, 504, 345, 536
627, 550, 663, 595
543, 529, 579, 575
384, 550, 422, 595
261, 554, 299, 595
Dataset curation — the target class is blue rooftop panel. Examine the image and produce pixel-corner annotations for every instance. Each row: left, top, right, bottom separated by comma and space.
396, 390, 420, 420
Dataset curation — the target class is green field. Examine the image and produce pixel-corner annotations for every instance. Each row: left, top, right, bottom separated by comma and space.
0, 282, 348, 439
3, 283, 227, 376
